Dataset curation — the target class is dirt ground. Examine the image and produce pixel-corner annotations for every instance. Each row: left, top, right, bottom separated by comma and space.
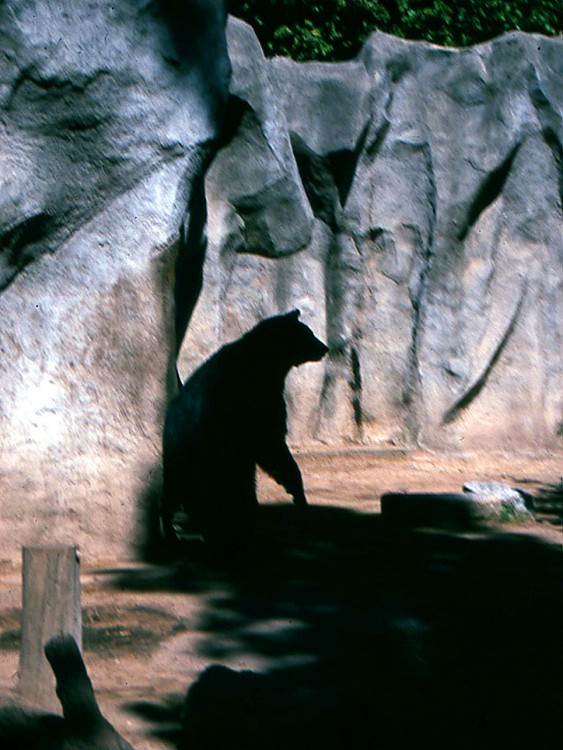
0, 449, 561, 748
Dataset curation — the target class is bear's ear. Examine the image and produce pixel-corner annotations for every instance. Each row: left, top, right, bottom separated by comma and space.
287, 309, 301, 320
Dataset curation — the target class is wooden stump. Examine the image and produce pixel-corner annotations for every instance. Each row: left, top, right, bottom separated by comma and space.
17, 546, 81, 713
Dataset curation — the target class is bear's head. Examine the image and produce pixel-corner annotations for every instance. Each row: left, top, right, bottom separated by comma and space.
255, 310, 328, 368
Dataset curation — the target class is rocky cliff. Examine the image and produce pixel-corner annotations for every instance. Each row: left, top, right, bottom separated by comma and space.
0, 0, 230, 557
0, 7, 561, 558
182, 19, 562, 453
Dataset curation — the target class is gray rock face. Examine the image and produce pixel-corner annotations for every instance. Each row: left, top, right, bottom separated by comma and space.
183, 20, 563, 452
0, 0, 230, 557
1, 9, 561, 558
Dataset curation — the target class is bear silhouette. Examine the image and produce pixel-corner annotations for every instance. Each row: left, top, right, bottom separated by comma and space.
161, 310, 328, 551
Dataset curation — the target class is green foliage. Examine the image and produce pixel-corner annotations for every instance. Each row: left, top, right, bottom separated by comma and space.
228, 0, 562, 60
392, 0, 562, 48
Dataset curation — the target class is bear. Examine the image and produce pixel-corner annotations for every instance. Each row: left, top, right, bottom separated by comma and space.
161, 310, 328, 552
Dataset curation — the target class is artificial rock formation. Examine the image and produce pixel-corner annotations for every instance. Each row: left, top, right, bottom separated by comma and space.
182, 19, 563, 452
1, 7, 561, 558
0, 0, 230, 557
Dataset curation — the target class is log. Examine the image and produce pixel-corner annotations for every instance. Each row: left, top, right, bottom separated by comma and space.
17, 546, 81, 713
380, 492, 477, 528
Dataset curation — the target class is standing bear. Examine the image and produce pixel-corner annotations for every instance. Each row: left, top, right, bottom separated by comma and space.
161, 310, 328, 551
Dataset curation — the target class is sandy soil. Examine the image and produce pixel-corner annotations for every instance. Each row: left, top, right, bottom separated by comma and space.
0, 450, 561, 748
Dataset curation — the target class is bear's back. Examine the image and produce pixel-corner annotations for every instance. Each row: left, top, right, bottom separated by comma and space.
167, 339, 280, 451
165, 311, 327, 454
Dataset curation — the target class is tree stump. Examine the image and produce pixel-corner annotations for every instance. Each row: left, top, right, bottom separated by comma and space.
17, 546, 81, 713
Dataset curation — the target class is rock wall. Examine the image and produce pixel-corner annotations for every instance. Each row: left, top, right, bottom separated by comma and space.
0, 8, 561, 559
181, 19, 563, 453
0, 0, 230, 558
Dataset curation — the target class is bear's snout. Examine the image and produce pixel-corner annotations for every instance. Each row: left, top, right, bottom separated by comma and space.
312, 340, 329, 360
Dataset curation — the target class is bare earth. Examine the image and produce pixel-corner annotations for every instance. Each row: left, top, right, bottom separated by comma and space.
0, 450, 561, 748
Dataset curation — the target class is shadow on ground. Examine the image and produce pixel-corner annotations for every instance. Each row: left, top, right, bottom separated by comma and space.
109, 503, 561, 749
529, 480, 562, 525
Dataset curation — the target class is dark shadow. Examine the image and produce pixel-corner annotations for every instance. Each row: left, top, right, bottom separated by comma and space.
98, 502, 563, 748
0, 635, 134, 750
148, 0, 230, 123
531, 480, 563, 525
457, 143, 520, 242
0, 213, 57, 292
135, 464, 171, 564
123, 697, 184, 746
173, 173, 208, 359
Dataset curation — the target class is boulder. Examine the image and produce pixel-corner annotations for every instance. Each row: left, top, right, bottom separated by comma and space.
0, 0, 230, 558
463, 481, 532, 520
